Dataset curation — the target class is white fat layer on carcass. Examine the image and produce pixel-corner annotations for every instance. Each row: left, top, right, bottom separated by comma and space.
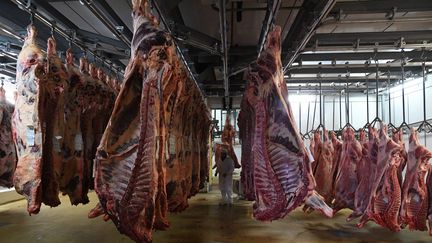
26, 126, 35, 146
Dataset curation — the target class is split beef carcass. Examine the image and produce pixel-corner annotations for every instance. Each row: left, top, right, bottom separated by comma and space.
400, 129, 432, 231
40, 37, 68, 207
427, 165, 432, 235
13, 26, 67, 213
240, 26, 333, 221
238, 95, 255, 200
393, 129, 407, 186
220, 115, 240, 168
221, 115, 235, 146
78, 58, 98, 193
91, 1, 210, 241
62, 49, 89, 205
310, 131, 321, 165
349, 127, 379, 221
358, 124, 403, 231
312, 129, 335, 205
329, 131, 342, 198
0, 87, 16, 187
333, 127, 362, 213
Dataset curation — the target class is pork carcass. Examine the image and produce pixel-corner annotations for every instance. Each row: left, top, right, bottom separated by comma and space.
62, 49, 88, 205
358, 124, 403, 231
0, 87, 16, 188
333, 127, 362, 213
238, 95, 255, 200
241, 26, 332, 221
400, 129, 431, 231
348, 127, 379, 221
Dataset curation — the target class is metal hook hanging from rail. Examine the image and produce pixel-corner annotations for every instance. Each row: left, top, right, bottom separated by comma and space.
314, 62, 325, 134
370, 59, 383, 128
417, 59, 432, 134
398, 57, 410, 131
386, 66, 398, 131
363, 59, 370, 129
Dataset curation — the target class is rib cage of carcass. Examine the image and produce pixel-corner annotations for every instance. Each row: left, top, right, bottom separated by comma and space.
238, 26, 333, 221
91, 0, 211, 242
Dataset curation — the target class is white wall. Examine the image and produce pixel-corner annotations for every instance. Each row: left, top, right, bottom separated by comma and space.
289, 93, 381, 135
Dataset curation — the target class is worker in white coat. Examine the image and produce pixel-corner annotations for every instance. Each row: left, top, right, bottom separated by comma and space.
214, 143, 239, 205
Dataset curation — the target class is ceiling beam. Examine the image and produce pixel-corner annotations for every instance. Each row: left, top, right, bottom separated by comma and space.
93, 0, 133, 41
287, 66, 422, 75
282, 0, 336, 72
330, 0, 432, 15
81, 0, 131, 47
310, 31, 432, 45
297, 50, 432, 62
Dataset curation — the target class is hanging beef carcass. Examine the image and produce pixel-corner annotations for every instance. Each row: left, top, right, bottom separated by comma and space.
79, 58, 98, 193
348, 127, 379, 221
221, 115, 240, 169
400, 129, 432, 231
13, 25, 45, 214
40, 37, 68, 207
393, 129, 407, 186
310, 131, 321, 165
0, 86, 16, 187
240, 26, 333, 221
62, 49, 88, 205
222, 115, 235, 146
13, 26, 67, 213
427, 165, 432, 235
238, 94, 255, 200
333, 127, 362, 213
358, 124, 403, 231
91, 1, 210, 241
312, 129, 335, 205
329, 131, 342, 198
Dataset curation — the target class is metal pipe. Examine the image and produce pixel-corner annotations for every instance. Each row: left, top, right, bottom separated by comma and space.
81, 0, 131, 47
304, 43, 432, 52
324, 17, 432, 25
257, 0, 281, 55
366, 77, 369, 123
211, 4, 300, 12
10, 0, 123, 76
375, 61, 379, 118
283, 0, 336, 72
149, 0, 207, 104
401, 60, 407, 123
218, 0, 229, 98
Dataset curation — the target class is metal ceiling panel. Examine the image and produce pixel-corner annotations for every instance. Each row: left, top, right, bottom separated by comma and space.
178, 0, 222, 40
105, 0, 133, 32
50, 1, 117, 40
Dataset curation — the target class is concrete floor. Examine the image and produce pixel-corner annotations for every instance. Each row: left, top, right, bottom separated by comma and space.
0, 190, 431, 243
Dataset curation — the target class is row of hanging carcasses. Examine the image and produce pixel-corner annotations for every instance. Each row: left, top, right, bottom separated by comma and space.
1, 25, 119, 214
